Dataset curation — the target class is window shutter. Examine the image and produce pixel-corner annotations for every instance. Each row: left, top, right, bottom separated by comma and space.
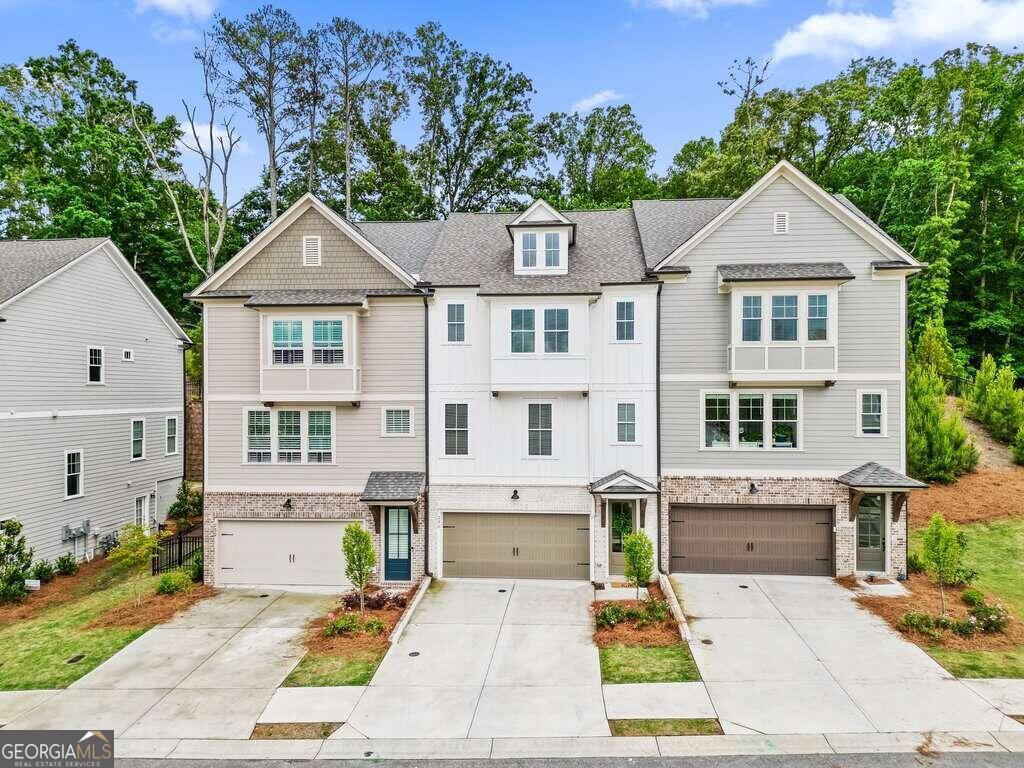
772, 212, 789, 234
302, 236, 321, 266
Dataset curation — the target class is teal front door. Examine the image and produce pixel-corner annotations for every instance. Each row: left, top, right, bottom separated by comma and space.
384, 507, 411, 581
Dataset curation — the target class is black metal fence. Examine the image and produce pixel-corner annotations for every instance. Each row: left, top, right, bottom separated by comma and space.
152, 526, 203, 576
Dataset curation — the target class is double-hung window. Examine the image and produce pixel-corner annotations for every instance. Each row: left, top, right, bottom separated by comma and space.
522, 233, 537, 267
528, 403, 552, 456
307, 411, 333, 463
65, 450, 83, 498
272, 320, 304, 365
444, 403, 468, 456
544, 232, 560, 267
741, 296, 762, 342
130, 419, 145, 460
703, 394, 731, 448
383, 407, 412, 436
165, 417, 179, 455
859, 391, 884, 436
807, 294, 828, 341
738, 394, 764, 447
615, 301, 635, 341
247, 410, 271, 463
312, 320, 343, 365
87, 347, 104, 384
771, 394, 799, 448
511, 309, 535, 353
616, 403, 636, 443
447, 303, 466, 343
771, 295, 798, 341
543, 308, 569, 353
134, 495, 149, 528
277, 410, 302, 463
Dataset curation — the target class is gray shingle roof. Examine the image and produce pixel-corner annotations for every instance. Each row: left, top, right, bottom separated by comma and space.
0, 238, 108, 304
718, 262, 855, 282
837, 462, 928, 489
590, 469, 658, 493
361, 471, 426, 502
420, 209, 650, 293
632, 199, 734, 268
356, 220, 444, 276
245, 289, 367, 307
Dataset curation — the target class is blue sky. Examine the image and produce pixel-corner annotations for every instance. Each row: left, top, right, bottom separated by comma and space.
4, 0, 1023, 198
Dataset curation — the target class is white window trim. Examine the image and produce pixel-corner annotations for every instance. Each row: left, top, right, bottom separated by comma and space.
243, 407, 272, 464
855, 388, 888, 438
513, 228, 569, 275
508, 306, 572, 356
441, 401, 472, 458
133, 494, 149, 528
122, 348, 135, 362
64, 449, 84, 500
543, 231, 561, 268
525, 400, 556, 460
612, 400, 640, 445
241, 407, 337, 465
731, 288, 838, 349
698, 389, 804, 452
302, 235, 322, 267
541, 307, 571, 356
265, 315, 352, 369
86, 346, 105, 385
443, 301, 470, 345
611, 298, 639, 344
509, 307, 537, 355
165, 416, 179, 456
130, 418, 146, 461
380, 407, 415, 438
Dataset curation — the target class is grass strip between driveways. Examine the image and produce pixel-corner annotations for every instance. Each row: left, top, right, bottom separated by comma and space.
283, 648, 387, 687
609, 718, 722, 737
599, 642, 701, 684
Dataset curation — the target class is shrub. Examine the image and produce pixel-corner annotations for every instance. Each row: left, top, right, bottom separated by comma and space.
390, 593, 407, 609
970, 602, 1011, 633
921, 514, 966, 614
55, 552, 79, 576
342, 525, 376, 615
155, 570, 192, 595
185, 549, 204, 583
967, 353, 999, 422
907, 360, 978, 483
166, 482, 203, 526
899, 610, 940, 640
32, 559, 56, 583
1013, 425, 1024, 466
961, 588, 986, 607
983, 364, 1024, 442
595, 602, 626, 629
108, 524, 160, 607
622, 531, 654, 600
0, 519, 34, 603
323, 612, 361, 637
364, 592, 389, 611
907, 552, 925, 574
641, 599, 669, 624
363, 617, 386, 636
950, 617, 979, 637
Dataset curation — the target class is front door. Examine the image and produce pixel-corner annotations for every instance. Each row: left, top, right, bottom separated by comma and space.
608, 500, 635, 575
856, 494, 885, 572
384, 507, 411, 581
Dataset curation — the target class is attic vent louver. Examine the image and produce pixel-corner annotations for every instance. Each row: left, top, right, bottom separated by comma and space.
302, 235, 321, 266
773, 212, 789, 234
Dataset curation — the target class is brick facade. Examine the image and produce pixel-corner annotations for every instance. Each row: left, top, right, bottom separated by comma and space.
659, 476, 907, 578
203, 491, 425, 587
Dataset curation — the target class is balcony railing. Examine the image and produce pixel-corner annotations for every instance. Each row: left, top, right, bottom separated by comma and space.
727, 344, 837, 382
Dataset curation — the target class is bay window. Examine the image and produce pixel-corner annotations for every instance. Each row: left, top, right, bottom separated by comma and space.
741, 296, 762, 342
771, 295, 798, 341
272, 320, 304, 364
312, 320, 343, 364
807, 294, 828, 341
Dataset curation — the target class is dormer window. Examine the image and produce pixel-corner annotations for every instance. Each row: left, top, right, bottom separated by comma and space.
522, 233, 537, 267
509, 199, 574, 276
544, 233, 560, 267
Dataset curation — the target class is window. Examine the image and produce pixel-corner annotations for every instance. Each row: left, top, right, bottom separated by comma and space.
773, 211, 789, 234
616, 403, 636, 443
511, 309, 535, 353
307, 411, 333, 463
615, 301, 635, 341
444, 403, 468, 456
544, 232, 560, 267
134, 495, 149, 528
703, 394, 731, 448
87, 347, 103, 384
302, 235, 321, 266
65, 450, 83, 499
272, 320, 304, 365
859, 391, 885, 436
771, 295, 798, 341
247, 410, 271, 463
277, 410, 302, 462
122, 349, 135, 362
130, 419, 145, 460
522, 233, 537, 267
447, 303, 466, 343
528, 403, 552, 456
543, 308, 569, 353
741, 296, 762, 342
383, 407, 412, 436
312, 320, 343, 365
771, 394, 799, 448
165, 417, 179, 456
738, 394, 764, 447
807, 294, 828, 341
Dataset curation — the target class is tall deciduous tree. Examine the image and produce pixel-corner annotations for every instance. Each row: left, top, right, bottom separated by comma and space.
290, 23, 332, 195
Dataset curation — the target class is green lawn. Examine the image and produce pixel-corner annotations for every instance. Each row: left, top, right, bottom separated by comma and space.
609, 718, 722, 737
599, 643, 701, 684
910, 518, 1024, 678
283, 648, 386, 686
0, 566, 160, 690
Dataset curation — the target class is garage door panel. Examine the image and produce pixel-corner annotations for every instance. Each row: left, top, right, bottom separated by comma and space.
219, 520, 354, 587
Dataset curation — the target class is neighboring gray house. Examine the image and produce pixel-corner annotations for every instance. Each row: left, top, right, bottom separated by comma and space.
0, 238, 189, 561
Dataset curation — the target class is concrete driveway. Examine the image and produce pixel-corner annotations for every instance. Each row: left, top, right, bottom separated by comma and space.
342, 578, 607, 739
673, 573, 1023, 735
3, 589, 333, 738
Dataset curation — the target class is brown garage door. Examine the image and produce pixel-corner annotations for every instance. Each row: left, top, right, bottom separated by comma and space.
442, 513, 589, 580
670, 504, 833, 576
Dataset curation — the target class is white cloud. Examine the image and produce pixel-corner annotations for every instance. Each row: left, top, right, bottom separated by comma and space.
135, 0, 216, 22
572, 90, 625, 112
773, 0, 1024, 61
637, 0, 758, 19
178, 122, 251, 157
150, 22, 199, 43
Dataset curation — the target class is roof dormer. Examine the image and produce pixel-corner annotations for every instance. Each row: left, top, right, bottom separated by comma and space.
507, 199, 576, 277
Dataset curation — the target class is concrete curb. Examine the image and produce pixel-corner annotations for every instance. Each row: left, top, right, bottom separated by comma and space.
659, 572, 691, 641
389, 575, 431, 644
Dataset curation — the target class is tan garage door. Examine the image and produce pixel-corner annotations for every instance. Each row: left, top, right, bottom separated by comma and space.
442, 513, 589, 580
670, 505, 833, 576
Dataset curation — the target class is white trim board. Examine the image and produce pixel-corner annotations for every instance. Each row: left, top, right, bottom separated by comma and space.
2, 406, 184, 420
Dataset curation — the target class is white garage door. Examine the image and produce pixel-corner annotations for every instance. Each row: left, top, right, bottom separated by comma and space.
218, 520, 355, 588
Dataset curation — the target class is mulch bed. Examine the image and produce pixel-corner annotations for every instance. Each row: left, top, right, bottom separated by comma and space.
251, 723, 342, 739
910, 467, 1024, 527
86, 584, 218, 629
592, 581, 682, 648
0, 558, 112, 625
302, 586, 417, 655
850, 573, 1023, 651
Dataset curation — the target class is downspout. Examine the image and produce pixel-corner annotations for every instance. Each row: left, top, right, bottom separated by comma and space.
182, 344, 188, 487
903, 276, 910, 579
656, 281, 663, 574
423, 293, 431, 577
